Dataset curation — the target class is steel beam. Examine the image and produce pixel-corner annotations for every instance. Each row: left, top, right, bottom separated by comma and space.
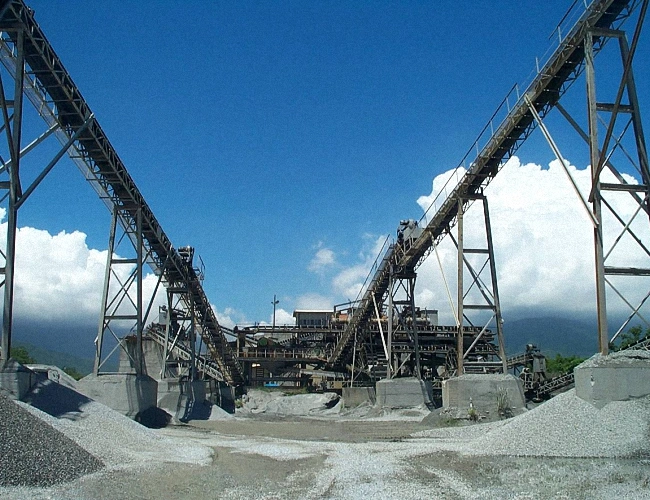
0, 29, 22, 364
584, 13, 650, 354
452, 194, 506, 374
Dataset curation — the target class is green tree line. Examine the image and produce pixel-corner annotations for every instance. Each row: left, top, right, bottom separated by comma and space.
10, 346, 84, 380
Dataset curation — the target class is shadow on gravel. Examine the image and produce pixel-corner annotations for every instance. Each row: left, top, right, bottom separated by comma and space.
136, 406, 173, 428
22, 377, 93, 419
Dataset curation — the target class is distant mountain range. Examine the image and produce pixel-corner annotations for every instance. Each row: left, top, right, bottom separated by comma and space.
503, 316, 600, 358
9, 314, 633, 372
12, 340, 94, 376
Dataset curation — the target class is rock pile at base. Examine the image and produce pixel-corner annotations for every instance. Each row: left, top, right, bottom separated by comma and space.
0, 393, 103, 487
239, 389, 341, 416
415, 388, 650, 458
468, 389, 650, 457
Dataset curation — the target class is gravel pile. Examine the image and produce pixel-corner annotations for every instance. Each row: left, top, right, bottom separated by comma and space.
18, 388, 213, 467
239, 390, 341, 416
480, 389, 650, 457
423, 388, 650, 458
208, 403, 234, 420
580, 349, 650, 368
0, 393, 103, 487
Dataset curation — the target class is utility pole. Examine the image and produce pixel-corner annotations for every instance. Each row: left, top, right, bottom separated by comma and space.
272, 295, 279, 331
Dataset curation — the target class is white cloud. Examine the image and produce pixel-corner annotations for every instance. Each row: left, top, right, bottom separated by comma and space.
296, 293, 333, 310
412, 156, 648, 324
1, 223, 171, 329
308, 247, 336, 273
214, 306, 252, 329
8, 227, 108, 323
271, 308, 295, 327
331, 234, 389, 301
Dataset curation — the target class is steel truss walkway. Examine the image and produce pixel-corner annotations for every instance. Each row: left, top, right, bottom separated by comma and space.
329, 0, 648, 372
0, 1, 245, 386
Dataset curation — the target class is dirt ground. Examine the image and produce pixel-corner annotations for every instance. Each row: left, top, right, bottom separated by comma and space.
7, 413, 647, 500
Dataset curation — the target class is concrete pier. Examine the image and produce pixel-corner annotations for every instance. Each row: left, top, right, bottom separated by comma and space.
76, 373, 157, 418
442, 374, 525, 418
0, 359, 40, 400
342, 386, 376, 407
574, 350, 650, 409
375, 377, 433, 408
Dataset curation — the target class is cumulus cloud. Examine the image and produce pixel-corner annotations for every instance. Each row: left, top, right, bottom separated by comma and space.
308, 245, 337, 273
213, 306, 252, 329
9, 226, 107, 323
0, 219, 168, 332
296, 293, 333, 310
271, 308, 295, 327
412, 156, 648, 324
331, 234, 389, 300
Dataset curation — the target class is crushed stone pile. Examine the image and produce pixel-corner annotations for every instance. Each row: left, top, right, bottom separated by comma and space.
17, 378, 213, 467
239, 390, 341, 416
417, 388, 650, 458
1, 370, 214, 494
580, 348, 650, 368
0, 393, 103, 487
208, 403, 234, 421
469, 389, 650, 457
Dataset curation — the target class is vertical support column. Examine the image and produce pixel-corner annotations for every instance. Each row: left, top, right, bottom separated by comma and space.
408, 276, 422, 379
94, 208, 118, 375
387, 264, 420, 378
619, 34, 650, 211
0, 30, 24, 365
135, 207, 143, 375
483, 196, 507, 373
456, 197, 465, 375
189, 292, 196, 381
93, 205, 146, 375
162, 297, 172, 379
387, 268, 393, 379
585, 33, 609, 355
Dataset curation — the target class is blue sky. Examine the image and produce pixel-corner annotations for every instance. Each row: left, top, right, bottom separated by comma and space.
6, 1, 650, 334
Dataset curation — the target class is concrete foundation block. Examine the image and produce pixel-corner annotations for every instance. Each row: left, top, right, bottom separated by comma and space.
375, 377, 432, 408
157, 378, 219, 421
442, 374, 525, 417
0, 359, 40, 400
156, 378, 183, 416
342, 386, 376, 407
574, 350, 650, 409
207, 379, 236, 414
76, 373, 157, 418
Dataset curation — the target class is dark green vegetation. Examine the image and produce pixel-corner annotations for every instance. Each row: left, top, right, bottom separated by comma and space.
545, 353, 586, 376
609, 325, 650, 352
10, 343, 91, 380
9, 346, 36, 365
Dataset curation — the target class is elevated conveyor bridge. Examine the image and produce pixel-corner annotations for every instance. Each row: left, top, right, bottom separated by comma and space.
328, 0, 645, 372
0, 1, 245, 386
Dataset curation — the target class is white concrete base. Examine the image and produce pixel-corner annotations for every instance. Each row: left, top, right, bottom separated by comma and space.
574, 350, 650, 409
442, 374, 525, 418
76, 373, 157, 418
157, 378, 213, 421
375, 377, 432, 408
342, 386, 376, 407
0, 360, 40, 400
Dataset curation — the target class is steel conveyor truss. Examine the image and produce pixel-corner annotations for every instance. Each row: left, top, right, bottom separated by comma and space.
0, 1, 245, 386
328, 0, 644, 371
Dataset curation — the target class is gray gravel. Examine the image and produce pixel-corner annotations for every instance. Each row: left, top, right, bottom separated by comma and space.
416, 388, 650, 458
0, 393, 103, 487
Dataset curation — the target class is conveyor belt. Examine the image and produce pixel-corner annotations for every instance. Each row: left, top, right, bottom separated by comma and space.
0, 1, 245, 386
328, 0, 639, 369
